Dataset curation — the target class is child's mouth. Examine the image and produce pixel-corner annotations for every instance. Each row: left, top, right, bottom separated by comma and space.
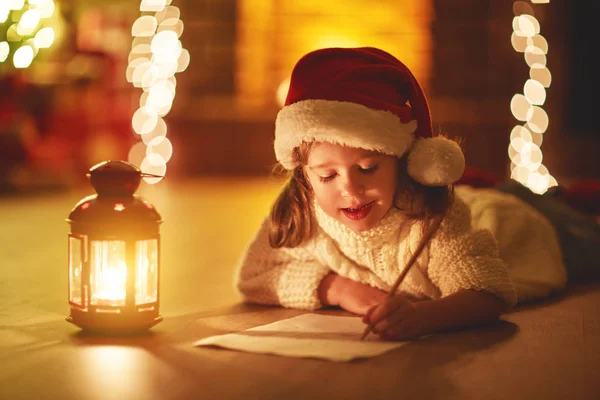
340, 201, 375, 221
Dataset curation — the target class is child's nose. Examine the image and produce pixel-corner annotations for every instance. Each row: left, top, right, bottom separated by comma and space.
340, 175, 365, 197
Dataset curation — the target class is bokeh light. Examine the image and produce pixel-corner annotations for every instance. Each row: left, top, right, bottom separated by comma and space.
509, 0, 556, 194
523, 79, 546, 105
510, 94, 532, 121
17, 9, 41, 36
13, 45, 34, 68
0, 42, 9, 62
2, 0, 59, 69
33, 26, 55, 48
132, 16, 158, 37
530, 63, 552, 87
127, 0, 189, 184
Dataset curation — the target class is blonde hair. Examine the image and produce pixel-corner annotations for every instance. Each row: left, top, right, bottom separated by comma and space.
268, 142, 454, 248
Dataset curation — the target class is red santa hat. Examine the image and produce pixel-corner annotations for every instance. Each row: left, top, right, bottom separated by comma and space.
274, 47, 465, 186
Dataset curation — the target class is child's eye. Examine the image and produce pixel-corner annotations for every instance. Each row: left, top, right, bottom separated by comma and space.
359, 165, 379, 174
319, 174, 336, 183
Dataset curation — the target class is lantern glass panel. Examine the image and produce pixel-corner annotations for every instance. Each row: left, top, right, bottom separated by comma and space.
68, 236, 83, 306
90, 240, 127, 307
136, 239, 158, 305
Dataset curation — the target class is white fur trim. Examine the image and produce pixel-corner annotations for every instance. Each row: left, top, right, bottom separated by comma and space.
275, 99, 417, 169
407, 137, 465, 186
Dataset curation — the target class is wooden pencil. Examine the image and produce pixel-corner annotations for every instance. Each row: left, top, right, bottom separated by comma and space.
360, 215, 444, 341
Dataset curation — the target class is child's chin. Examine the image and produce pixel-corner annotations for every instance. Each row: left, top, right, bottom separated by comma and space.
343, 219, 375, 233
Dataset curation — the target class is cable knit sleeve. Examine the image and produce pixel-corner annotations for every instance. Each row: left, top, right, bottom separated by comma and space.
427, 197, 518, 308
234, 218, 331, 310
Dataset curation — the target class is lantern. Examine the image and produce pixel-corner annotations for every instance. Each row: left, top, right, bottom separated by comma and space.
67, 161, 163, 332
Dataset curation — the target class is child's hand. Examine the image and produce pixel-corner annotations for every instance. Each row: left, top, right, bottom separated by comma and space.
319, 273, 387, 315
337, 279, 388, 316
362, 295, 422, 341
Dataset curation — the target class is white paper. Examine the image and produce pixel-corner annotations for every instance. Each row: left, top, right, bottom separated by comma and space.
194, 314, 408, 362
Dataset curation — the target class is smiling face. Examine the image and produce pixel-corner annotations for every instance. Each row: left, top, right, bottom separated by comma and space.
303, 142, 399, 232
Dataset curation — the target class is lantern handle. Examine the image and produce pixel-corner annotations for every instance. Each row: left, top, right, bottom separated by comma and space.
141, 173, 164, 178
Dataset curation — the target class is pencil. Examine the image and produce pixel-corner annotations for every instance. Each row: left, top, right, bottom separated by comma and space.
360, 215, 444, 341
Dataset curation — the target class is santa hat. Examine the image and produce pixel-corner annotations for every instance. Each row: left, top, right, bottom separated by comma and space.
274, 47, 465, 186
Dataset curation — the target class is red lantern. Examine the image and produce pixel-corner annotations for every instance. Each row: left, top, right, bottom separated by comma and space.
67, 161, 163, 332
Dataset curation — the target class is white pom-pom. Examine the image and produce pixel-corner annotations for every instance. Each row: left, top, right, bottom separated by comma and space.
407, 137, 465, 186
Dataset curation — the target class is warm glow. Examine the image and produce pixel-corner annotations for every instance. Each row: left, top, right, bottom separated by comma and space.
95, 260, 127, 302
17, 9, 41, 36
34, 26, 55, 48
113, 203, 126, 211
531, 0, 549, 3
0, 42, 8, 62
13, 45, 34, 68
237, 1, 433, 116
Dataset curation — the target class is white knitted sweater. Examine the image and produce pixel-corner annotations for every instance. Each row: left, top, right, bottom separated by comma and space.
235, 185, 567, 310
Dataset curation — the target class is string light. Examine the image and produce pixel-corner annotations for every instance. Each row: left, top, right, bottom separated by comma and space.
127, 0, 190, 184
0, 0, 57, 69
509, 0, 556, 194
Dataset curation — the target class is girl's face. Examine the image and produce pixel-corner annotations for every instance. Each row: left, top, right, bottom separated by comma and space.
304, 142, 399, 232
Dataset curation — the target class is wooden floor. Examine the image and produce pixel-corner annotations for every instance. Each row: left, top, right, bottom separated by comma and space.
1, 177, 599, 400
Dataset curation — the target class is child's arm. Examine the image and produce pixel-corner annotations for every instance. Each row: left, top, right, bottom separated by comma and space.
235, 218, 331, 310
364, 289, 505, 341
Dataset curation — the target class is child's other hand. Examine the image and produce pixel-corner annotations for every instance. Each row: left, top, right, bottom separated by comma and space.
319, 273, 387, 315
337, 279, 388, 316
363, 295, 422, 340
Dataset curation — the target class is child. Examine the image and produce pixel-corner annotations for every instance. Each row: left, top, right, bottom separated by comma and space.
235, 47, 594, 341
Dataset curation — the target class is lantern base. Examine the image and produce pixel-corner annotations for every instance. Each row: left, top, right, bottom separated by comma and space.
67, 309, 163, 334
